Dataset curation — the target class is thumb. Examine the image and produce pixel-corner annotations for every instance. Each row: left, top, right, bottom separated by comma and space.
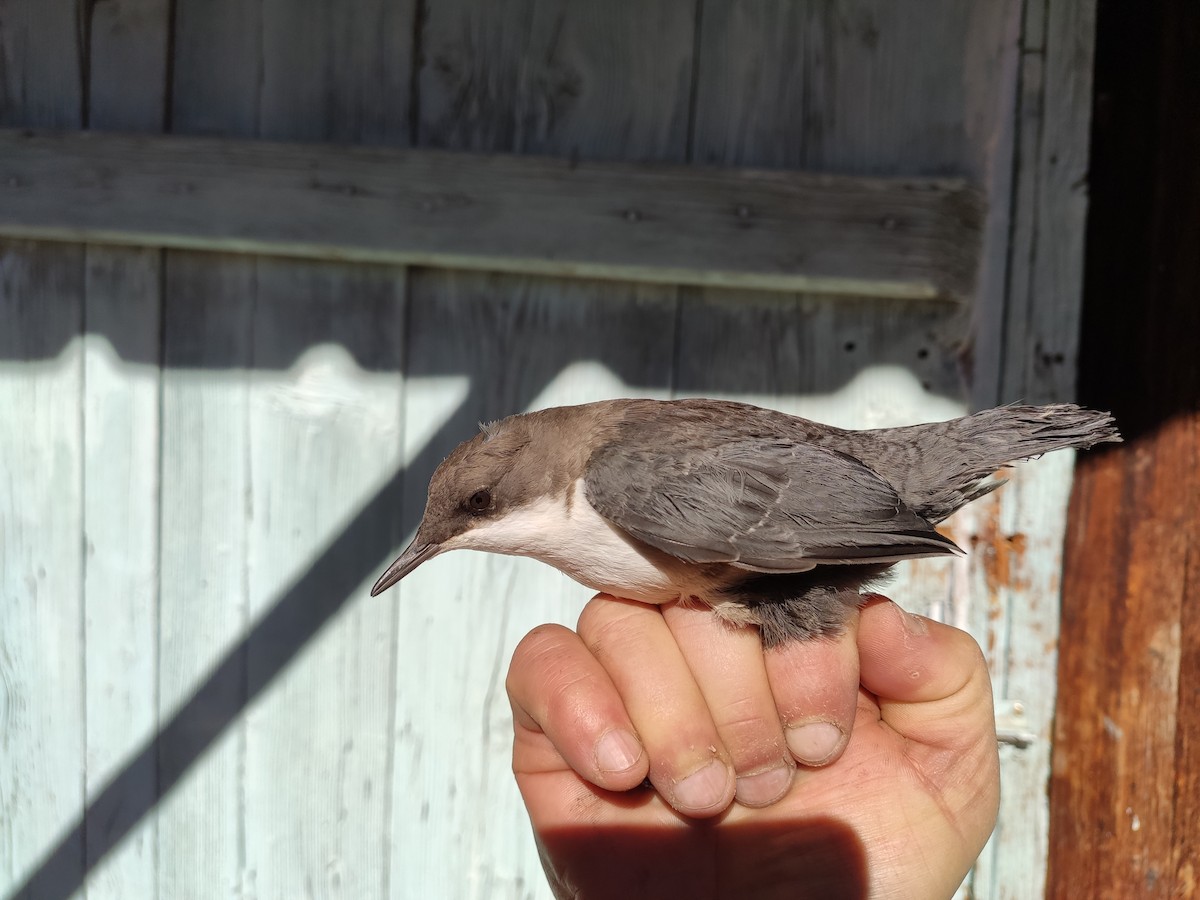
856, 596, 996, 748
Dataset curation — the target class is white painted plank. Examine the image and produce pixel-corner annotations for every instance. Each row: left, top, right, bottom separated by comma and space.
0, 129, 982, 301
81, 247, 162, 900
162, 5, 421, 897
155, 251, 253, 899
234, 5, 415, 896
392, 271, 678, 899
0, 4, 86, 897
242, 257, 406, 899
81, 1, 170, 896
153, 3, 262, 889
0, 241, 85, 897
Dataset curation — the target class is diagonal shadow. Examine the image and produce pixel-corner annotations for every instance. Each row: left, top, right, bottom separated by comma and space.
8, 375, 545, 900
8, 282, 972, 899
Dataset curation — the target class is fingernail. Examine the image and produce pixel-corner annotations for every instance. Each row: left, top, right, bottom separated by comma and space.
786, 721, 844, 765
673, 759, 732, 812
735, 763, 794, 807
595, 729, 642, 774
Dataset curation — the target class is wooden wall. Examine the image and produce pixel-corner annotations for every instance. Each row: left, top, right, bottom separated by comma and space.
1048, 0, 1200, 895
0, 1, 1094, 897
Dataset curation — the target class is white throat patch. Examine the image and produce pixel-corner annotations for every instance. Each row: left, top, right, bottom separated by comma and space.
442, 479, 683, 603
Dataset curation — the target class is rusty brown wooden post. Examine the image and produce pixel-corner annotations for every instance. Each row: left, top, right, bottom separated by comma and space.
1047, 0, 1200, 897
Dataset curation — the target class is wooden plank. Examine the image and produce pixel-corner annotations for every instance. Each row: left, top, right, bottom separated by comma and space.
674, 291, 965, 421
1048, 0, 1200, 894
998, 0, 1097, 406
0, 0, 82, 129
81, 246, 163, 900
418, 0, 694, 160
86, 0, 171, 133
0, 241, 85, 896
257, 0, 415, 145
971, 3, 1096, 897
80, 2, 170, 897
0, 3, 85, 897
242, 258, 406, 900
155, 251, 254, 899
167, 4, 418, 898
692, 0, 1009, 175
0, 128, 983, 301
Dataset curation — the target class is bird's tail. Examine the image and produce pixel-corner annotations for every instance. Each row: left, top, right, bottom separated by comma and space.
870, 403, 1121, 522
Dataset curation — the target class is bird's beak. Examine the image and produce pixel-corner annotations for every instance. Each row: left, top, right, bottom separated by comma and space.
370, 537, 441, 596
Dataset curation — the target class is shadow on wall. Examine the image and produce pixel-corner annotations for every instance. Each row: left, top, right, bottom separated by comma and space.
4, 261, 965, 899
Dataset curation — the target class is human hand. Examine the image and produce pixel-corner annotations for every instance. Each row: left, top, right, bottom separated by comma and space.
506, 594, 1000, 900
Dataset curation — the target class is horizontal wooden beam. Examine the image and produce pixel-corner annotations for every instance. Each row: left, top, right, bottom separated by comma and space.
0, 129, 983, 300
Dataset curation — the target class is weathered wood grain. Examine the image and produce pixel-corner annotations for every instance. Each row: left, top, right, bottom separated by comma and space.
997, 0, 1097, 406
156, 251, 254, 898
82, 246, 162, 900
693, 1, 1002, 176
86, 0, 171, 133
0, 241, 85, 895
248, 5, 415, 896
971, 4, 1097, 898
0, 128, 983, 301
0, 0, 81, 129
242, 258, 407, 899
257, 0, 415, 144
80, 2, 171, 897
1048, 0, 1200, 894
419, 0, 694, 161
163, 3, 419, 898
0, 4, 86, 897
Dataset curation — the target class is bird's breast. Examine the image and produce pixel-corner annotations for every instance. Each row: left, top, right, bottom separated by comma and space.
453, 479, 705, 604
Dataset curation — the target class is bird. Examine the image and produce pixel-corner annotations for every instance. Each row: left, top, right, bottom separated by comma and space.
370, 398, 1120, 646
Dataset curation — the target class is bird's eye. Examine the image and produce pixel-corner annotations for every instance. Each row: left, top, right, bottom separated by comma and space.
467, 489, 492, 512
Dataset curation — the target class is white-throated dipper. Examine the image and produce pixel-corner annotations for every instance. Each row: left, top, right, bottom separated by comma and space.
371, 399, 1119, 646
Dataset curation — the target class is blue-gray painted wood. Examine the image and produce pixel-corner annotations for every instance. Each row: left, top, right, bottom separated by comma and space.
82, 247, 162, 900
243, 257, 407, 899
157, 251, 256, 898
81, 2, 170, 895
0, 1, 1095, 897
0, 241, 86, 895
0, 3, 86, 895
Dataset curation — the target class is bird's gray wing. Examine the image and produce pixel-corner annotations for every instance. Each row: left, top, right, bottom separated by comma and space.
584, 438, 961, 571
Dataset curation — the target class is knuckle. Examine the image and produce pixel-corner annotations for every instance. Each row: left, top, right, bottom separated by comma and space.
506, 624, 576, 693
577, 600, 652, 658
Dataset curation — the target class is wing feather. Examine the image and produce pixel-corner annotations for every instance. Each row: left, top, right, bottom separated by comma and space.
584, 437, 961, 571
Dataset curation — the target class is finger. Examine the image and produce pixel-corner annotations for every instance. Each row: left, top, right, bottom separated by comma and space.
856, 595, 996, 746
763, 608, 861, 767
578, 595, 735, 818
506, 624, 649, 792
662, 603, 794, 808
856, 595, 1000, 843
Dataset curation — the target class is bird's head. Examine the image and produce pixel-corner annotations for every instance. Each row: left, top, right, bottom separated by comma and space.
370, 416, 536, 595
